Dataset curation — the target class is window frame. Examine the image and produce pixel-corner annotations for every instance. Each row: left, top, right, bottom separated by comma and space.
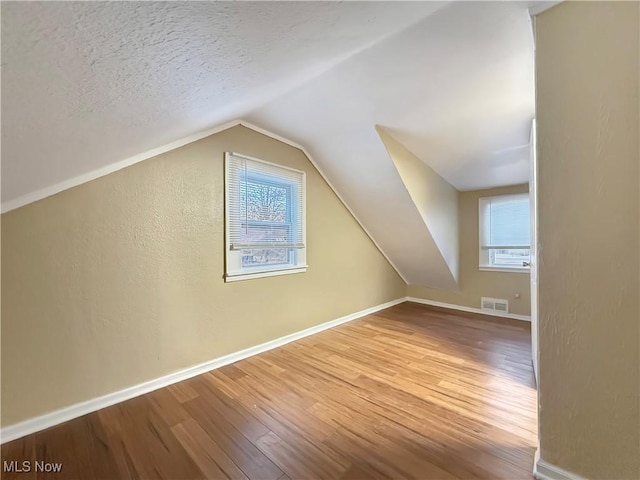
478, 193, 531, 274
224, 152, 307, 282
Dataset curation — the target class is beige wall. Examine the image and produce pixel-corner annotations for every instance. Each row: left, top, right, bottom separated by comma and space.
0, 125, 405, 426
408, 184, 531, 316
377, 126, 459, 286
536, 2, 639, 479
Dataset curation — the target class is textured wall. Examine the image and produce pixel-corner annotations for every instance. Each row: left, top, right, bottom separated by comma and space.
536, 2, 640, 478
408, 184, 531, 316
0, 125, 405, 426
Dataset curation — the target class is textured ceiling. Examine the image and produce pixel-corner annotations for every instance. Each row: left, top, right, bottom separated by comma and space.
244, 1, 536, 286
1, 1, 444, 204
249, 1, 536, 192
1, 1, 539, 288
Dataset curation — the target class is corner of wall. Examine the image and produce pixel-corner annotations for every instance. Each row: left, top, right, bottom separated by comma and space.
375, 125, 460, 286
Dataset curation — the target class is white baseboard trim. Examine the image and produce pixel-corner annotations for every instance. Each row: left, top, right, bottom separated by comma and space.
534, 456, 587, 480
405, 296, 531, 322
0, 297, 405, 444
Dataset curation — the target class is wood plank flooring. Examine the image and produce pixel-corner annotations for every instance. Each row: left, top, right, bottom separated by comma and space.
1, 302, 537, 479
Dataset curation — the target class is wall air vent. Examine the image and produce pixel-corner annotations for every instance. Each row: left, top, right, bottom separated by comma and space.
481, 297, 509, 313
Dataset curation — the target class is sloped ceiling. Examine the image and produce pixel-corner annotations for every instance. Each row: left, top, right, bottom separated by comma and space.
1, 1, 540, 288
1, 1, 445, 203
377, 126, 459, 288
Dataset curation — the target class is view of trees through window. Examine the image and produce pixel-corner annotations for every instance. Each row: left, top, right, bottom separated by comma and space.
240, 178, 294, 267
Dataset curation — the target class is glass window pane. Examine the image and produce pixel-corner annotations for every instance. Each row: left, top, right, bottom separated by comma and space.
240, 181, 289, 223
488, 197, 530, 246
240, 224, 291, 245
490, 248, 531, 267
241, 248, 294, 267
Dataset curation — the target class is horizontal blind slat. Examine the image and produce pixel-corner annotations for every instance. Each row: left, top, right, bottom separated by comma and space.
226, 153, 305, 250
231, 243, 305, 250
480, 194, 530, 249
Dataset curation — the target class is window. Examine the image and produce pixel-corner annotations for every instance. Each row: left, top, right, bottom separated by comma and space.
479, 193, 530, 272
225, 152, 306, 281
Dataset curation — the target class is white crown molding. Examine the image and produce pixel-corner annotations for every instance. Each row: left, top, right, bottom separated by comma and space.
0, 297, 406, 444
239, 120, 408, 284
0, 119, 408, 284
534, 457, 588, 480
0, 119, 244, 214
406, 296, 531, 322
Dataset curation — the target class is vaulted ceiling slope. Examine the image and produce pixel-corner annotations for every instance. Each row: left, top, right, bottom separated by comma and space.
377, 127, 459, 288
1, 1, 538, 289
0, 1, 445, 204
248, 1, 536, 287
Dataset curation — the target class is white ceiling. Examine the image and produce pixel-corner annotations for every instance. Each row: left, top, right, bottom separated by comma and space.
245, 1, 536, 286
2, 1, 540, 287
248, 1, 535, 192
1, 1, 445, 204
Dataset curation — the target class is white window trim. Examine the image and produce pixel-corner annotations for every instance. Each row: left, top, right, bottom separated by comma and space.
478, 193, 531, 272
225, 266, 308, 282
479, 266, 530, 274
224, 152, 307, 282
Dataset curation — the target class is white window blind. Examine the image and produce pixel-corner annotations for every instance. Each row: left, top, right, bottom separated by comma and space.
479, 193, 531, 270
225, 152, 306, 280
480, 194, 530, 249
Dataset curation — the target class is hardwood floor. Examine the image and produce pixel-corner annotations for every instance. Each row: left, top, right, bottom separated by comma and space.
1, 302, 537, 479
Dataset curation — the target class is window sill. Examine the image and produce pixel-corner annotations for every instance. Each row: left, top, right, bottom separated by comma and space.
225, 266, 308, 282
479, 266, 530, 274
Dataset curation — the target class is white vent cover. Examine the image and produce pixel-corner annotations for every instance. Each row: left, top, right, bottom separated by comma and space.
481, 297, 509, 313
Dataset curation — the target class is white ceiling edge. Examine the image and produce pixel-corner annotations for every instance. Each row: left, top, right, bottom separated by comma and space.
237, 121, 409, 285
377, 126, 459, 285
1, 119, 241, 214
2, 1, 448, 204
528, 1, 563, 16
528, 1, 563, 53
248, 1, 536, 195
0, 119, 409, 285
244, 122, 455, 289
